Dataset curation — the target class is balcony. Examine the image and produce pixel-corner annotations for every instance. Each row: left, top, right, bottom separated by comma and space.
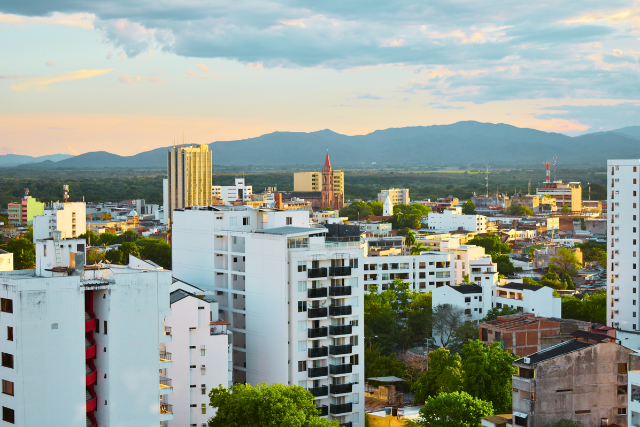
85, 311, 95, 333
85, 337, 96, 360
317, 405, 329, 417
159, 376, 173, 394
308, 346, 329, 358
308, 288, 328, 299
329, 325, 352, 336
86, 362, 97, 386
308, 327, 328, 339
330, 403, 352, 415
341, 423, 353, 427
329, 286, 352, 297
330, 364, 352, 375
308, 366, 329, 378
330, 383, 353, 395
160, 403, 173, 415
329, 266, 352, 277
308, 307, 328, 319
329, 306, 352, 317
164, 326, 172, 336
308, 268, 328, 279
159, 350, 172, 361
329, 345, 353, 356
86, 390, 97, 412
308, 386, 328, 398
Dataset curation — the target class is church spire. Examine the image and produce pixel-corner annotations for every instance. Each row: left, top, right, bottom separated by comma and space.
323, 150, 332, 172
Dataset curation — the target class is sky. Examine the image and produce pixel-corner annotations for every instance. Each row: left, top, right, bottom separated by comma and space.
1, 0, 640, 157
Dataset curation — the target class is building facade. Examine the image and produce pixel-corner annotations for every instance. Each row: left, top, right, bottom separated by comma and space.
427, 207, 487, 233
172, 207, 365, 426
377, 189, 410, 206
166, 144, 213, 223
536, 181, 582, 212
33, 201, 87, 242
212, 178, 253, 203
292, 153, 344, 210
7, 190, 44, 227
607, 159, 639, 330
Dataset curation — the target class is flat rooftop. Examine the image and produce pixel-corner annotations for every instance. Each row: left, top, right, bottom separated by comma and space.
254, 226, 327, 236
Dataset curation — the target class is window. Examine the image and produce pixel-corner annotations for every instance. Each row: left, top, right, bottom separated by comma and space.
465, 297, 471, 303
298, 361, 307, 372
617, 385, 627, 395
618, 363, 628, 374
4, 327, 12, 343
298, 281, 306, 292
1, 353, 13, 369
298, 321, 307, 332
352, 296, 358, 308
350, 354, 359, 365
297, 262, 307, 272
286, 217, 293, 225
1, 299, 12, 314
350, 258, 358, 269
243, 217, 250, 226
298, 301, 307, 312
556, 388, 573, 393
201, 348, 206, 356
104, 321, 108, 335
618, 407, 627, 415
202, 404, 207, 415
230, 217, 237, 226
350, 316, 359, 327
298, 341, 307, 352
350, 277, 358, 288
2, 407, 14, 424
465, 309, 471, 315
350, 335, 359, 346
353, 373, 359, 384
2, 381, 13, 396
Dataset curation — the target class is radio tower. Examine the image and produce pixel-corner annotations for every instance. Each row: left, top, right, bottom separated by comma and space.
543, 161, 553, 183
485, 165, 489, 197
553, 154, 557, 182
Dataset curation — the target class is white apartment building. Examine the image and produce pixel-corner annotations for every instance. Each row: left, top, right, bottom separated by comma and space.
32, 201, 87, 242
358, 222, 392, 236
212, 178, 253, 203
0, 237, 173, 427
0, 250, 12, 271
432, 284, 487, 324
164, 283, 233, 427
608, 159, 640, 330
427, 207, 487, 233
377, 188, 410, 205
172, 206, 365, 427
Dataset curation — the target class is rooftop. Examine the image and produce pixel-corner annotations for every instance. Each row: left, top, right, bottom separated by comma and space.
499, 282, 544, 292
571, 330, 614, 342
514, 340, 595, 365
255, 226, 327, 236
448, 284, 483, 294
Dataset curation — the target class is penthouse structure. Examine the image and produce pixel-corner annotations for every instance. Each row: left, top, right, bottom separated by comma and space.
0, 237, 173, 426
172, 206, 364, 427
536, 181, 582, 212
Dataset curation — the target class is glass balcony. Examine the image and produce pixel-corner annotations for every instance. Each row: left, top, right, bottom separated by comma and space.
329, 266, 352, 277
308, 307, 328, 319
330, 383, 353, 395
329, 306, 352, 317
329, 345, 353, 356
308, 268, 328, 279
308, 288, 328, 299
317, 405, 329, 417
308, 386, 328, 397
159, 350, 172, 361
329, 286, 351, 297
308, 327, 328, 339
329, 364, 352, 375
308, 366, 329, 378
308, 346, 328, 358
330, 403, 352, 415
329, 325, 352, 336
160, 403, 173, 414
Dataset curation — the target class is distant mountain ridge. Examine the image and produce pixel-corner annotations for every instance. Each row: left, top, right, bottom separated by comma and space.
0, 153, 73, 167
10, 121, 640, 169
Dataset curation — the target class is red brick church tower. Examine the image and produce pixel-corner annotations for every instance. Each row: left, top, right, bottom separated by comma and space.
321, 151, 336, 209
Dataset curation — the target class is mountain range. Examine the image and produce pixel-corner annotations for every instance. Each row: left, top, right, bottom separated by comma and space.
5, 121, 640, 169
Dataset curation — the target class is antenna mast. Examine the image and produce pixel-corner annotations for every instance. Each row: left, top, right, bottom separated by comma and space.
588, 182, 591, 201
553, 155, 557, 182
485, 165, 489, 197
543, 161, 553, 183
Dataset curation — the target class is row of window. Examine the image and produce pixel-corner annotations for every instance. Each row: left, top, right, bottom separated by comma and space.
297, 356, 360, 372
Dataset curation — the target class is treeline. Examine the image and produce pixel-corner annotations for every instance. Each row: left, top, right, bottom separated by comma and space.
81, 231, 171, 269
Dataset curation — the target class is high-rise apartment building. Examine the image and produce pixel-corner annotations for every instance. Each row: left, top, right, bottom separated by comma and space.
7, 189, 44, 227
377, 188, 410, 205
172, 206, 364, 426
607, 159, 640, 330
0, 238, 173, 426
166, 144, 212, 223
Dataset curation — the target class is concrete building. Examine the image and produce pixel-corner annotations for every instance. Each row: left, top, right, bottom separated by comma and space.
363, 252, 454, 293
512, 341, 632, 427
212, 178, 253, 203
33, 201, 87, 242
536, 181, 582, 212
166, 144, 212, 223
479, 314, 590, 357
533, 245, 583, 270
433, 284, 487, 324
358, 222, 392, 236
607, 159, 640, 330
427, 207, 487, 233
171, 206, 365, 426
0, 237, 173, 427
585, 218, 606, 235
494, 282, 561, 318
510, 194, 557, 213
0, 249, 12, 271
291, 153, 345, 210
377, 189, 410, 206
472, 193, 510, 209
164, 285, 233, 426
7, 189, 44, 226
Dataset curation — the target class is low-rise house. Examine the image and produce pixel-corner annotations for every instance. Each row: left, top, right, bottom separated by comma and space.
511, 340, 632, 427
493, 282, 561, 318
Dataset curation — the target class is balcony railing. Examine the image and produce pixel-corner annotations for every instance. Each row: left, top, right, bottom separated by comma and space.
164, 326, 172, 336
159, 351, 172, 361
329, 345, 353, 355
329, 306, 352, 317
330, 403, 352, 415
308, 307, 328, 319
308, 367, 329, 378
160, 403, 173, 414
330, 383, 353, 394
308, 268, 328, 279
159, 376, 172, 387
330, 364, 352, 375
308, 386, 328, 397
340, 423, 353, 427
317, 405, 329, 417
308, 288, 328, 299
329, 286, 352, 297
308, 346, 328, 358
329, 325, 352, 336
308, 327, 328, 339
329, 266, 352, 277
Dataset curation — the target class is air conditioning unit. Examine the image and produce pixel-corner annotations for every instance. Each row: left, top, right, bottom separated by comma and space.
523, 357, 531, 364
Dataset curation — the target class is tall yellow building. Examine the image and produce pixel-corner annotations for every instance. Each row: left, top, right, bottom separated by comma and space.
167, 144, 212, 222
294, 171, 344, 198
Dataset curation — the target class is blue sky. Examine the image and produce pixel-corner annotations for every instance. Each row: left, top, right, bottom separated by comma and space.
1, 0, 639, 156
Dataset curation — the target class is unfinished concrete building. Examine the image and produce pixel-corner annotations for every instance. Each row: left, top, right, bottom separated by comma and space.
512, 341, 633, 427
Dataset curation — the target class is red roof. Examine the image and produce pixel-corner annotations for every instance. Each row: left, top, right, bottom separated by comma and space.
323, 151, 332, 171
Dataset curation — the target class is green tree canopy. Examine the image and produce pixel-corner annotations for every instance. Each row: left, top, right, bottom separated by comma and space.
462, 340, 516, 414
490, 252, 516, 276
481, 306, 519, 322
575, 241, 606, 267
462, 200, 477, 215
522, 277, 540, 287
406, 391, 493, 427
507, 205, 534, 216
207, 383, 340, 427
549, 247, 582, 279
561, 291, 605, 324
136, 237, 172, 269
1, 237, 35, 269
339, 201, 373, 221
467, 234, 512, 254
540, 271, 566, 290
412, 347, 463, 404
432, 303, 464, 349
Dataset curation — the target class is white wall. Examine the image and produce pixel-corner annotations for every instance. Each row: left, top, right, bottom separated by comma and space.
427, 208, 487, 233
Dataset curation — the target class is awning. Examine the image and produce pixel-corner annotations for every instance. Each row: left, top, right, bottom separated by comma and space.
513, 412, 528, 418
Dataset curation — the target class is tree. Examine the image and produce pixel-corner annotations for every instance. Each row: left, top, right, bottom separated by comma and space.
78, 230, 101, 246
462, 200, 477, 215
115, 230, 139, 244
490, 253, 516, 276
467, 234, 512, 254
561, 205, 570, 212
411, 242, 428, 255
405, 392, 493, 427
540, 271, 566, 290
462, 340, 516, 414
136, 237, 172, 268
207, 383, 340, 427
481, 306, 519, 322
98, 232, 119, 246
432, 304, 464, 349
119, 242, 140, 263
561, 292, 605, 324
365, 346, 408, 380
507, 205, 533, 216
449, 320, 480, 355
575, 241, 606, 267
404, 230, 417, 248
339, 201, 373, 221
412, 348, 463, 404
522, 277, 540, 287
1, 237, 35, 269
549, 247, 582, 279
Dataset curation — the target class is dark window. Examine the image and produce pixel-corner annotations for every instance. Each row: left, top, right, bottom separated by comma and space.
618, 407, 627, 415
1, 381, 13, 396
1, 353, 13, 369
298, 361, 306, 372
298, 301, 307, 312
95, 319, 99, 334
2, 407, 14, 424
104, 321, 107, 335
350, 259, 358, 269
6, 327, 12, 342
465, 297, 471, 303
1, 299, 12, 314
618, 363, 628, 374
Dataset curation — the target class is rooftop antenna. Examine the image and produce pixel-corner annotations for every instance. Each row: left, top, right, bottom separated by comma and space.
528, 179, 531, 195
553, 154, 557, 182
485, 165, 489, 197
543, 161, 552, 183
588, 182, 591, 201
63, 185, 69, 203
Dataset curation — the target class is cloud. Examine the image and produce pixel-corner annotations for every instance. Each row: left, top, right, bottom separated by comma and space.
534, 101, 640, 133
0, 75, 25, 79
0, 12, 94, 29
106, 50, 113, 59
197, 64, 209, 72
11, 69, 113, 91
119, 74, 143, 83
67, 145, 79, 155
45, 61, 56, 66
147, 77, 167, 82
350, 92, 384, 100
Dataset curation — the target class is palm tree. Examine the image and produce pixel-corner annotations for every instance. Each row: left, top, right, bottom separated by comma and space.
404, 230, 416, 248
411, 242, 428, 255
